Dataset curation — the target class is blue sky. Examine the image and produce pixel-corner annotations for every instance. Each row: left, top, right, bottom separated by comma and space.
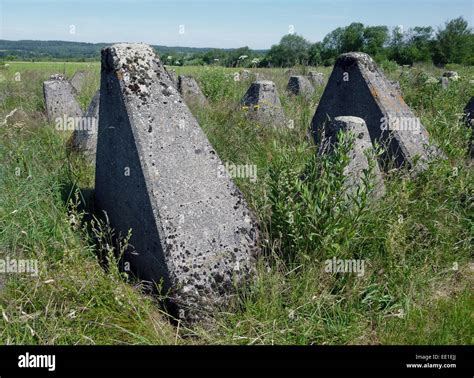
0, 0, 472, 48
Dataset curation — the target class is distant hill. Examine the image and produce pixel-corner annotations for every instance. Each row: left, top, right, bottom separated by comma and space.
0, 40, 267, 61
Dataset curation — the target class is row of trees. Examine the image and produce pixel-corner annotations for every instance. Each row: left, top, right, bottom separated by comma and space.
264, 17, 473, 67
173, 16, 472, 67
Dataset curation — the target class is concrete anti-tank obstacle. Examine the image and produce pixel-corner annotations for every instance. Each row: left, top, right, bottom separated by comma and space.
307, 71, 324, 87
95, 43, 260, 322
310, 52, 443, 171
287, 75, 314, 98
43, 75, 84, 124
322, 116, 385, 197
177, 75, 208, 107
70, 70, 88, 93
241, 80, 286, 127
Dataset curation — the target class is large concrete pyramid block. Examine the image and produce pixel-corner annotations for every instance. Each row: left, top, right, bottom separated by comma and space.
95, 43, 260, 322
69, 90, 99, 161
322, 116, 385, 197
241, 80, 286, 127
177, 75, 208, 107
43, 75, 83, 123
311, 52, 441, 170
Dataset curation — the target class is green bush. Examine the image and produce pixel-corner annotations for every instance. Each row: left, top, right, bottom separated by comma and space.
380, 60, 399, 73
197, 67, 234, 103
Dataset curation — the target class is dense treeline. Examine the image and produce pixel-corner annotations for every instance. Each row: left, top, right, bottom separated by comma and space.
0, 40, 231, 62
175, 17, 473, 67
1, 17, 472, 67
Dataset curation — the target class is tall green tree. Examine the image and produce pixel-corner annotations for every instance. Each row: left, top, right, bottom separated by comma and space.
433, 17, 473, 65
266, 34, 311, 67
341, 22, 365, 52
363, 26, 389, 57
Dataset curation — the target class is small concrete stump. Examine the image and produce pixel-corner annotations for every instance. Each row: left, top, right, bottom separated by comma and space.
440, 76, 450, 90
322, 116, 385, 197
240, 70, 253, 80
308, 71, 324, 87
311, 52, 441, 171
43, 75, 84, 123
95, 43, 260, 323
177, 75, 208, 107
241, 80, 286, 127
287, 75, 314, 98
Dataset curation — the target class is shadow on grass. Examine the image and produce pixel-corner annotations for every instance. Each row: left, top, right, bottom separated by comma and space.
59, 179, 181, 326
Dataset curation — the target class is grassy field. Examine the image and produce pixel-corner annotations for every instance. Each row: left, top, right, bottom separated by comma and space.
0, 60, 472, 345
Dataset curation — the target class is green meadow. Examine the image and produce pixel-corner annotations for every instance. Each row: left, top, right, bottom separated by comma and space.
0, 60, 472, 345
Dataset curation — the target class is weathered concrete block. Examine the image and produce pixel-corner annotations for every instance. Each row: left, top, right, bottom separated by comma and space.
308, 71, 324, 87
287, 75, 314, 98
322, 116, 385, 197
70, 70, 88, 93
177, 75, 208, 107
241, 80, 286, 127
43, 76, 83, 123
95, 43, 260, 322
440, 76, 450, 90
69, 90, 99, 161
311, 52, 441, 171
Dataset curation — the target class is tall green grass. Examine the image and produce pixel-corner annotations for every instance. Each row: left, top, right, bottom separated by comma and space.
0, 61, 472, 345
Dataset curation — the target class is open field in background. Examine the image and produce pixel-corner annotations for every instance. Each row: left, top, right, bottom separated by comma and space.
0, 60, 473, 345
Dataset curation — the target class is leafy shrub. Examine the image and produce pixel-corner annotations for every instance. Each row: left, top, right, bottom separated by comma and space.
198, 67, 234, 103
266, 132, 380, 263
380, 60, 399, 73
